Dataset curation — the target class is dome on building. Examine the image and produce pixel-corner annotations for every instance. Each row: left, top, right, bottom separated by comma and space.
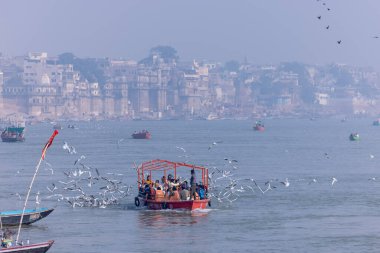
41, 73, 50, 85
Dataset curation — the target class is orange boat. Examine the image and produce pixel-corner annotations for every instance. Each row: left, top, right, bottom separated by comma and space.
253, 121, 265, 131
134, 159, 210, 211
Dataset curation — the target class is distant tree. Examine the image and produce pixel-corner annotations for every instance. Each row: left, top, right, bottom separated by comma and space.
150, 46, 178, 61
58, 52, 106, 85
224, 60, 240, 72
57, 52, 75, 65
139, 45, 179, 65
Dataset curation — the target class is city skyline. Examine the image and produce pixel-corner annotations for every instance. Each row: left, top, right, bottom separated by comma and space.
1, 0, 380, 69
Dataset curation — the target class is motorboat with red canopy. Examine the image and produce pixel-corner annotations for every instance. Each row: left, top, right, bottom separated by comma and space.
135, 159, 210, 210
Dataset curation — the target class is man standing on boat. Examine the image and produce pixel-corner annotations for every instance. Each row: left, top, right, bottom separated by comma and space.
190, 169, 197, 200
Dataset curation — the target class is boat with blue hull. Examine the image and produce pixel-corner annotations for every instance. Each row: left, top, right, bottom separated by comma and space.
0, 208, 54, 226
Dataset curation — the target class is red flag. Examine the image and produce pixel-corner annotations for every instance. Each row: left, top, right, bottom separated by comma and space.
42, 130, 59, 160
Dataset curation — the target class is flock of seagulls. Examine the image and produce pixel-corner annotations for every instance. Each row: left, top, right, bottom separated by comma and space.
11, 141, 132, 209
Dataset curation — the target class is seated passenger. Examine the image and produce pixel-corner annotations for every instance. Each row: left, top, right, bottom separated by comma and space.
169, 186, 180, 201
161, 176, 169, 192
1, 229, 13, 248
145, 175, 152, 186
180, 184, 190, 200
154, 180, 162, 190
1, 238, 12, 248
155, 186, 165, 200
198, 185, 206, 200
147, 184, 156, 200
194, 190, 200, 200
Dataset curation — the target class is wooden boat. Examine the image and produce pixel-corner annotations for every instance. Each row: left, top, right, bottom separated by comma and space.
132, 130, 151, 139
145, 199, 210, 210
253, 121, 265, 131
349, 133, 359, 141
1, 127, 25, 142
0, 240, 54, 253
135, 159, 210, 211
0, 208, 54, 226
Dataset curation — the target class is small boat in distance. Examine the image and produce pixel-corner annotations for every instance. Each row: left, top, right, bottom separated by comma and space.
0, 208, 54, 226
0, 240, 54, 253
349, 133, 360, 141
1, 127, 25, 142
253, 121, 265, 131
373, 119, 380, 126
135, 159, 210, 211
132, 130, 151, 139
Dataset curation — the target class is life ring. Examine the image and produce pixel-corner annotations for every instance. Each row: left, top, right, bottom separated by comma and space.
134, 197, 140, 207
208, 200, 211, 207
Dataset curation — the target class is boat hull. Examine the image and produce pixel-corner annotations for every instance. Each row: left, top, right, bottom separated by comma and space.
0, 240, 54, 253
1, 127, 25, 142
132, 133, 151, 139
254, 126, 265, 131
0, 208, 54, 226
145, 199, 210, 210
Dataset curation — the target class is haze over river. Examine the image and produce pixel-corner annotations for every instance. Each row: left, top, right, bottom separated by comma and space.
1, 118, 380, 252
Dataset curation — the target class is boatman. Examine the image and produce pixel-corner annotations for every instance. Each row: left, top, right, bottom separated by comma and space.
190, 169, 197, 200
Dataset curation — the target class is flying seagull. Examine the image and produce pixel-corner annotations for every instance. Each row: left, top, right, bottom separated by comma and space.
208, 141, 222, 150
74, 155, 86, 165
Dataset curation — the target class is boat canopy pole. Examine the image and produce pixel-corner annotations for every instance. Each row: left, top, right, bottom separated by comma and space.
16, 130, 58, 244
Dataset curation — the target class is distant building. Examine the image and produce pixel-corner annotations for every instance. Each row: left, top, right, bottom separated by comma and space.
315, 93, 329, 105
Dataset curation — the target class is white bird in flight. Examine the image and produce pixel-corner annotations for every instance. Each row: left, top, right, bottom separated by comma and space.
176, 146, 186, 153
74, 155, 86, 165
281, 178, 290, 187
208, 141, 222, 150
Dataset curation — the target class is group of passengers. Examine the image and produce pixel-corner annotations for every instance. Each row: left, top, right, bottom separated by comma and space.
139, 169, 207, 201
0, 229, 13, 248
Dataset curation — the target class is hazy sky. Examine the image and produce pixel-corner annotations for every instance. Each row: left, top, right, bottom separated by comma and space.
1, 0, 380, 68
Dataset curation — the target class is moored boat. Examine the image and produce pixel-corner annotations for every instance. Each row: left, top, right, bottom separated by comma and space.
0, 240, 54, 253
349, 133, 359, 141
0, 208, 54, 226
1, 127, 25, 142
253, 121, 265, 131
134, 159, 210, 211
132, 130, 151, 139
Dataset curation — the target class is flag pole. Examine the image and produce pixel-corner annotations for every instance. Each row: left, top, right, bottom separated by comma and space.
15, 130, 58, 244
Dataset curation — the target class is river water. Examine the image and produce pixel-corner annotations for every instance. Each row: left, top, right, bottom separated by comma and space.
1, 118, 380, 252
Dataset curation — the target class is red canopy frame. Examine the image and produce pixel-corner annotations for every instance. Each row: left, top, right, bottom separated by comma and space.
137, 159, 208, 189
